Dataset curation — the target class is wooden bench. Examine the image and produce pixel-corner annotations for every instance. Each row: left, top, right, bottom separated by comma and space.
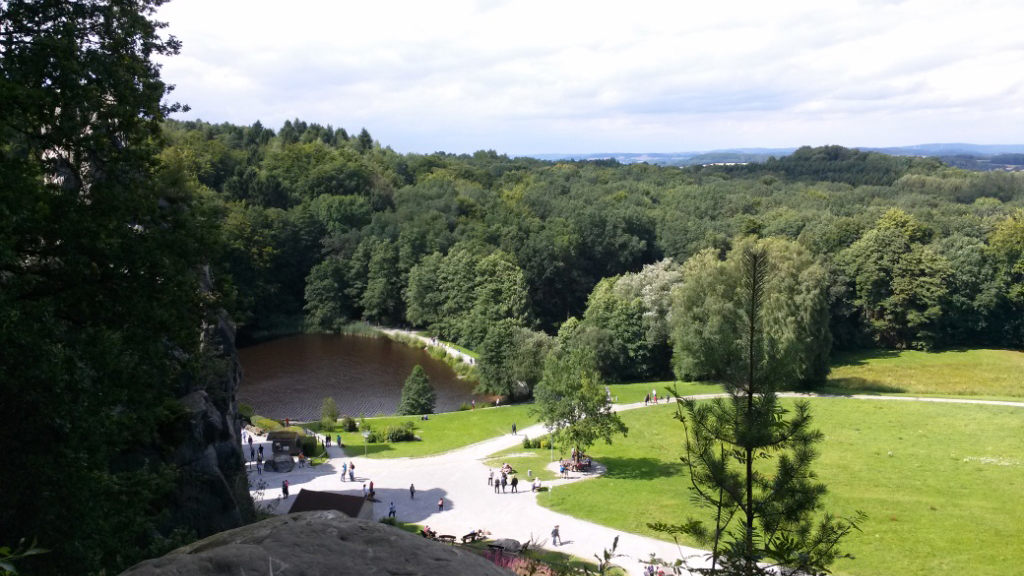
437, 535, 457, 545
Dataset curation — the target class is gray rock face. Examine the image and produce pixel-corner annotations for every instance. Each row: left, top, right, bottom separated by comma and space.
266, 453, 294, 472
162, 290, 254, 539
492, 538, 523, 552
120, 511, 514, 576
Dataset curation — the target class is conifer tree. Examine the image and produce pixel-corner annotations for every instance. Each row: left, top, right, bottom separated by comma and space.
655, 241, 864, 575
397, 365, 436, 415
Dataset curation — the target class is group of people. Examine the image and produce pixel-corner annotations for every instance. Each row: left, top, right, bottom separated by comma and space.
340, 461, 356, 482
644, 388, 669, 405
489, 467, 519, 493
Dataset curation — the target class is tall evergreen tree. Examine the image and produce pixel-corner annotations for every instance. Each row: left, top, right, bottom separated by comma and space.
655, 243, 863, 575
397, 365, 436, 415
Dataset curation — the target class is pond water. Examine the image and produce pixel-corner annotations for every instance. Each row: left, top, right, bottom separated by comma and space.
237, 333, 482, 420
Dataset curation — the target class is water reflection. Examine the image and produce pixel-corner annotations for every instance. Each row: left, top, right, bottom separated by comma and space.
237, 334, 481, 420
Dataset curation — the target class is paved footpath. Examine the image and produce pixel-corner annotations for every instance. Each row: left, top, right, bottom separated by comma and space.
244, 393, 1024, 575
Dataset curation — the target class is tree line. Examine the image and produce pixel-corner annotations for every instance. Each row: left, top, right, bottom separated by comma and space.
162, 119, 1024, 392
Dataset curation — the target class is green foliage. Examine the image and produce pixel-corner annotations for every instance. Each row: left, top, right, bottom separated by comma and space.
366, 421, 416, 443
238, 403, 256, 422
396, 365, 437, 415
338, 416, 359, 432
321, 397, 339, 422
659, 242, 862, 576
0, 539, 49, 575
671, 237, 832, 388
532, 348, 628, 456
252, 415, 284, 432
0, 1, 224, 573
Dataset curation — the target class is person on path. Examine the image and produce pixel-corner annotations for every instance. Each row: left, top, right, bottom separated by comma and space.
258, 445, 264, 459
500, 475, 507, 493
388, 502, 396, 518
362, 484, 368, 497
512, 422, 517, 435
510, 476, 519, 493
250, 447, 255, 461
349, 469, 354, 482
350, 462, 355, 476
256, 460, 262, 475
248, 435, 253, 450
494, 477, 501, 494
437, 497, 444, 512
282, 480, 289, 498
551, 525, 561, 546
342, 462, 348, 480
410, 484, 415, 499
369, 480, 374, 494
652, 389, 657, 403
533, 477, 541, 492
488, 470, 494, 486
336, 434, 341, 446
644, 393, 650, 406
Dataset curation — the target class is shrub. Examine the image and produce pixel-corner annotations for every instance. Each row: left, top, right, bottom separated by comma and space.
378, 516, 398, 526
300, 436, 320, 457
319, 416, 336, 431
365, 422, 417, 443
252, 416, 283, 432
458, 402, 473, 411
239, 403, 255, 422
339, 416, 358, 432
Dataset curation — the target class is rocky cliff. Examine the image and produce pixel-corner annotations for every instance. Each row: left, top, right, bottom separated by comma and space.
162, 291, 255, 538
121, 511, 514, 576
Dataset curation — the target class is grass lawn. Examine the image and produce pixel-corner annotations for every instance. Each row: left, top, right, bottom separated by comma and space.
325, 404, 537, 459
538, 399, 1024, 576
608, 381, 725, 404
828, 348, 1024, 398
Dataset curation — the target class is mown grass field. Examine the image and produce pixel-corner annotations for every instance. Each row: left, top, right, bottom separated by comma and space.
827, 348, 1024, 398
325, 404, 537, 458
537, 399, 1024, 576
608, 381, 725, 404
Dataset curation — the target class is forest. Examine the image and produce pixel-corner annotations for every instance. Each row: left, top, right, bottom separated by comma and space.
165, 119, 1024, 395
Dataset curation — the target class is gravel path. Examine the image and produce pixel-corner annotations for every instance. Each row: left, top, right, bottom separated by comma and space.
245, 393, 1024, 575
377, 327, 477, 365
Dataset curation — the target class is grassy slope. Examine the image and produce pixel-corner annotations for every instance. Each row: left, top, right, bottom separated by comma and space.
329, 404, 537, 458
827, 348, 1024, 398
608, 381, 725, 404
538, 400, 1024, 576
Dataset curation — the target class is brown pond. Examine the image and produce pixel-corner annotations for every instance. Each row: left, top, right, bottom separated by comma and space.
237, 333, 482, 420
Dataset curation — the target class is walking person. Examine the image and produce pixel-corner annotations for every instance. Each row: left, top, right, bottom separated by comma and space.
510, 476, 519, 493
388, 502, 397, 518
282, 480, 289, 498
644, 393, 650, 406
500, 475, 507, 493
342, 461, 348, 480
349, 469, 354, 482
512, 422, 517, 435
410, 484, 416, 499
488, 470, 494, 486
336, 434, 341, 446
437, 497, 444, 512
494, 477, 501, 494
349, 461, 355, 478
551, 525, 561, 546
362, 484, 368, 497
256, 460, 262, 475
258, 445, 264, 459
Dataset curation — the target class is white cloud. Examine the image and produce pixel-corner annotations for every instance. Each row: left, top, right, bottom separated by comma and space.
155, 0, 1024, 154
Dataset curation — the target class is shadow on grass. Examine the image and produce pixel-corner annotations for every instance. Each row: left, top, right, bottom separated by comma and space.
822, 377, 905, 395
830, 349, 902, 368
599, 457, 684, 481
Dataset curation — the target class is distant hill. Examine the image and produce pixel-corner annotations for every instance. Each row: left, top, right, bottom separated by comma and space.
526, 144, 1024, 171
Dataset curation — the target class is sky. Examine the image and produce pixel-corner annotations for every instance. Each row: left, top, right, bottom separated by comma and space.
155, 0, 1024, 156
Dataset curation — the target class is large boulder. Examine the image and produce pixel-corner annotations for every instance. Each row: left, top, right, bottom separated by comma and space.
120, 511, 514, 576
266, 453, 294, 472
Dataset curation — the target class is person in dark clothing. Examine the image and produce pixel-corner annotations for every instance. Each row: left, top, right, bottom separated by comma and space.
500, 476, 507, 493
510, 476, 519, 493
282, 480, 289, 497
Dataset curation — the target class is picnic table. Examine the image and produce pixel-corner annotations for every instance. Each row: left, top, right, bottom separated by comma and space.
437, 535, 457, 545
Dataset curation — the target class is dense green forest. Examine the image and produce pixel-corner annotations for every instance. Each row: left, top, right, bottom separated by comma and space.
164, 120, 1024, 394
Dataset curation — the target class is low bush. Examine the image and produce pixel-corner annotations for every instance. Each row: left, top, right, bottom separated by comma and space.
458, 402, 473, 411
366, 422, 417, 443
252, 415, 282, 432
239, 403, 255, 422
300, 436, 320, 457
339, 416, 358, 432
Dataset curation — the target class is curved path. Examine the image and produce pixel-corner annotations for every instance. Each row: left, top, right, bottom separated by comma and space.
377, 327, 477, 365
245, 393, 1024, 575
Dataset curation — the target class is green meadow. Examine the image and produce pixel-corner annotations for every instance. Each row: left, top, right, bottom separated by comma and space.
536, 400, 1024, 576
327, 404, 536, 458
827, 348, 1024, 398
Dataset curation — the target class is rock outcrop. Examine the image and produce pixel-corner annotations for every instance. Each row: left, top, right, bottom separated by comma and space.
121, 511, 513, 576
161, 269, 254, 538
